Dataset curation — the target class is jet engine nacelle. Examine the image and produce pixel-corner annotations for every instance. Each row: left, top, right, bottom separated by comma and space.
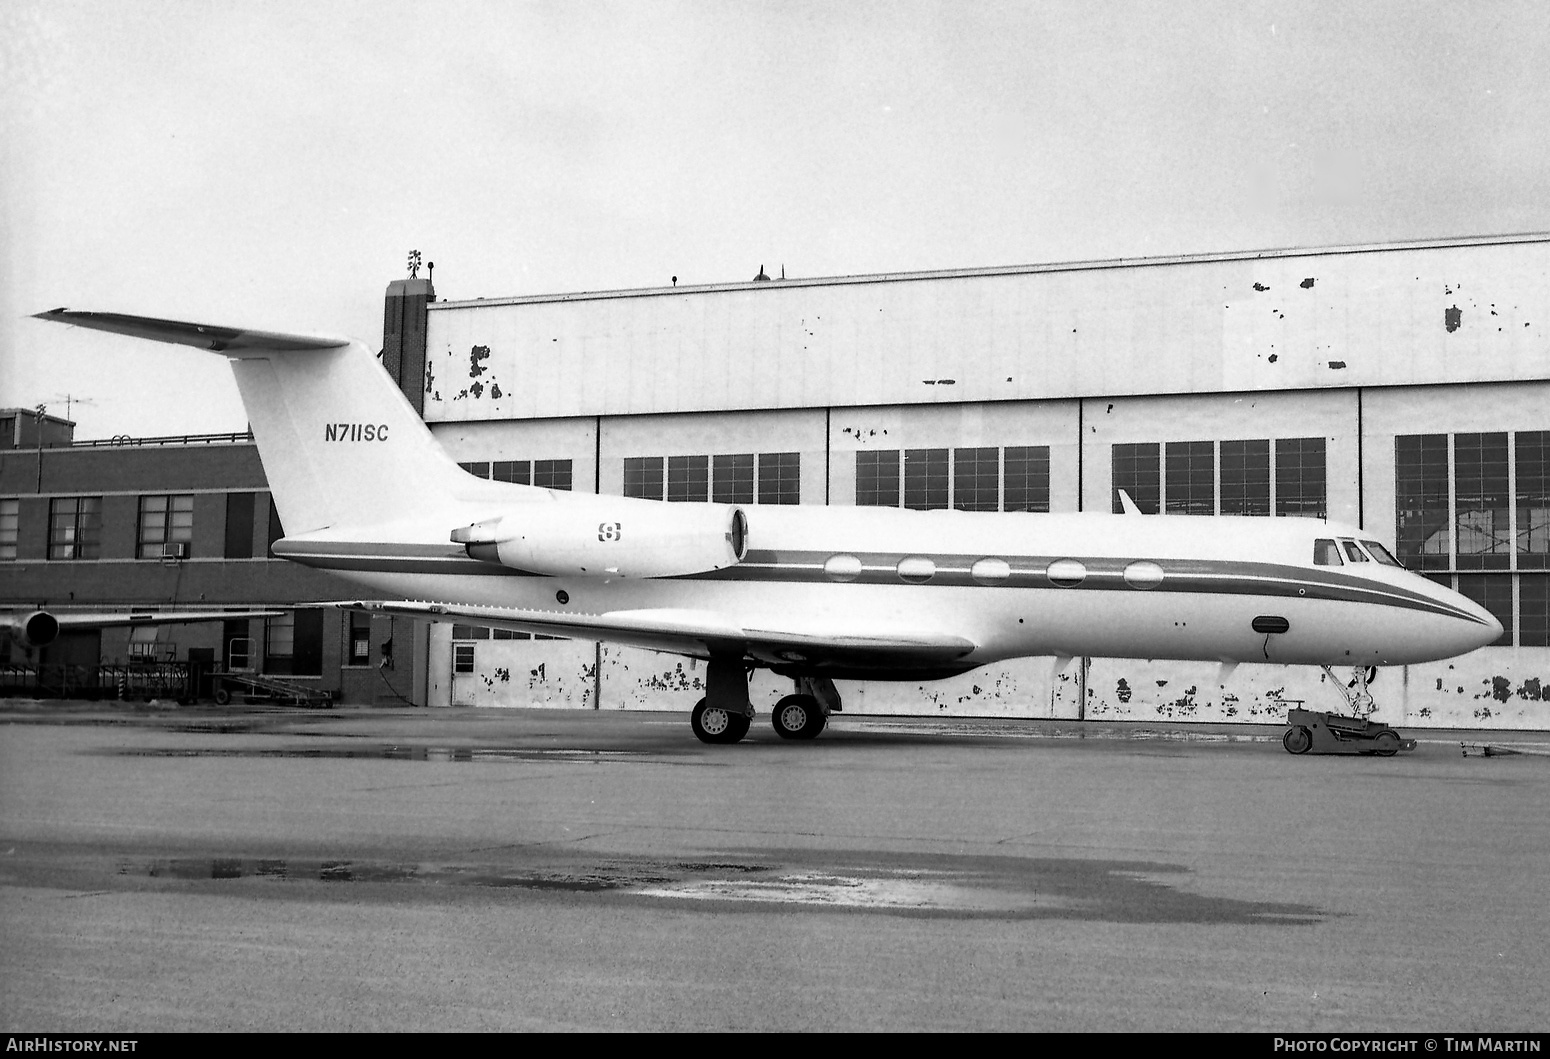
451, 502, 748, 579
2, 610, 61, 649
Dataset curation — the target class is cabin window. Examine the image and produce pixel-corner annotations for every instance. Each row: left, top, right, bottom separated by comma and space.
1341, 540, 1370, 563
1313, 539, 1343, 566
1361, 540, 1403, 567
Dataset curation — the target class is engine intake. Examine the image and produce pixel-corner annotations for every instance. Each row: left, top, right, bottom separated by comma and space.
452, 502, 747, 579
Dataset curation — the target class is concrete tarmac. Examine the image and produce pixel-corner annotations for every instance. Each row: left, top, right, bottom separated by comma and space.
1, 701, 1547, 1032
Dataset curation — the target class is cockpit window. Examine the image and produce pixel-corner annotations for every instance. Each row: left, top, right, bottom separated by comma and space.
1341, 540, 1370, 563
1313, 539, 1343, 566
1360, 540, 1404, 567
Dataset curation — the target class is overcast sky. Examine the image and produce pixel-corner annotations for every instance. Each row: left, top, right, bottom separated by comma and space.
3, 0, 1548, 439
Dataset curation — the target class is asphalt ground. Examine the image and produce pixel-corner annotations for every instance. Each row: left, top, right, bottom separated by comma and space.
1, 701, 1547, 1032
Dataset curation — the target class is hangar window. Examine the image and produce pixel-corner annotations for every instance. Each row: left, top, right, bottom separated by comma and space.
459, 461, 491, 479
137, 494, 194, 559
1275, 438, 1326, 518
1454, 433, 1511, 570
1220, 440, 1271, 516
668, 456, 709, 502
534, 460, 573, 491
713, 454, 755, 504
856, 451, 900, 507
1521, 576, 1550, 647
953, 448, 999, 512
1111, 444, 1160, 514
1165, 441, 1215, 516
48, 497, 102, 560
1517, 433, 1550, 568
1003, 447, 1050, 513
0, 498, 17, 560
224, 492, 257, 558
903, 448, 948, 510
758, 452, 801, 505
624, 457, 665, 500
1395, 435, 1451, 569
453, 643, 475, 674
492, 461, 529, 484
1456, 575, 1513, 648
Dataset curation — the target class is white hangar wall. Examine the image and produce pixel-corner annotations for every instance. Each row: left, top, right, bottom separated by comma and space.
420, 234, 1550, 729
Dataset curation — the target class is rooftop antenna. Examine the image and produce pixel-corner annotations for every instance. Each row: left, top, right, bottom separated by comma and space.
427, 261, 434, 285
407, 249, 422, 278
49, 392, 96, 423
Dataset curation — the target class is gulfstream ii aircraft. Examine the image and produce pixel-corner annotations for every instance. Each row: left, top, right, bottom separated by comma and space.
36, 309, 1501, 743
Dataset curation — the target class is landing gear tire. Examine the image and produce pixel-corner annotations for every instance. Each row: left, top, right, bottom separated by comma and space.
772, 694, 826, 740
691, 698, 749, 745
1283, 725, 1312, 755
1372, 729, 1401, 757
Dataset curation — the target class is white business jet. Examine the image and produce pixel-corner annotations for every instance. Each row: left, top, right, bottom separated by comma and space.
35, 309, 1501, 743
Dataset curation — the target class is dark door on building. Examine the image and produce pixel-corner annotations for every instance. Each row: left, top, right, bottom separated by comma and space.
39, 629, 101, 668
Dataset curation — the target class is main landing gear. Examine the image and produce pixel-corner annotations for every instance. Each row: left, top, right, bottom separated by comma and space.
689, 664, 841, 745
1280, 666, 1416, 756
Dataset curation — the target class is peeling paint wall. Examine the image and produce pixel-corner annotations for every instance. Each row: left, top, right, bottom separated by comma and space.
422, 238, 1550, 424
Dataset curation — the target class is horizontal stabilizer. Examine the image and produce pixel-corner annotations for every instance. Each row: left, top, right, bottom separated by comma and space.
33, 309, 348, 354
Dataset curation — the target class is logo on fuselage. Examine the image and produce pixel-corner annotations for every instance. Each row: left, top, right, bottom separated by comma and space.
326, 423, 390, 442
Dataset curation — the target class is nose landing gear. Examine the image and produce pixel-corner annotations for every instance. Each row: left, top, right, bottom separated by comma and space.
1281, 667, 1416, 756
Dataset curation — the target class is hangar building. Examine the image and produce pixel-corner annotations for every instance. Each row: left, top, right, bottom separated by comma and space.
383, 233, 1550, 730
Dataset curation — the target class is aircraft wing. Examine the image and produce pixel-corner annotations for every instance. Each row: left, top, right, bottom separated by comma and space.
2, 608, 284, 650
337, 600, 978, 675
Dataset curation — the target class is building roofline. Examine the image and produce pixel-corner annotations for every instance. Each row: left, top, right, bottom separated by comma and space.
428, 231, 1550, 311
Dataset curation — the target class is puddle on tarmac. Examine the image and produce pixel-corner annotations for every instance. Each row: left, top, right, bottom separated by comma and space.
108, 851, 1325, 924
103, 746, 647, 763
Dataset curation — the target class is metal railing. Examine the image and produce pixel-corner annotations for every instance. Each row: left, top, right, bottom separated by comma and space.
71, 430, 255, 448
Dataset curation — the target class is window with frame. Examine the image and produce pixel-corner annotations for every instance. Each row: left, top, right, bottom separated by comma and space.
264, 609, 322, 675
757, 452, 800, 505
1165, 441, 1215, 515
1002, 446, 1050, 513
459, 461, 491, 478
1453, 433, 1511, 570
856, 451, 900, 507
533, 459, 572, 491
1521, 575, 1550, 647
137, 494, 194, 558
48, 497, 102, 560
1219, 440, 1271, 516
492, 461, 529, 484
1515, 432, 1549, 569
0, 498, 18, 560
624, 457, 664, 500
713, 454, 755, 504
348, 611, 371, 666
952, 448, 999, 512
1111, 443, 1160, 514
1395, 434, 1451, 570
1456, 575, 1513, 647
667, 455, 709, 502
903, 448, 948, 510
1274, 437, 1326, 518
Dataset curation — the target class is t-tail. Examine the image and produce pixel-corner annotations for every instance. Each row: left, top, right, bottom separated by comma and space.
33, 309, 508, 535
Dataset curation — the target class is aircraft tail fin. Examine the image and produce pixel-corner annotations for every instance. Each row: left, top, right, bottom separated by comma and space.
35, 309, 481, 535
